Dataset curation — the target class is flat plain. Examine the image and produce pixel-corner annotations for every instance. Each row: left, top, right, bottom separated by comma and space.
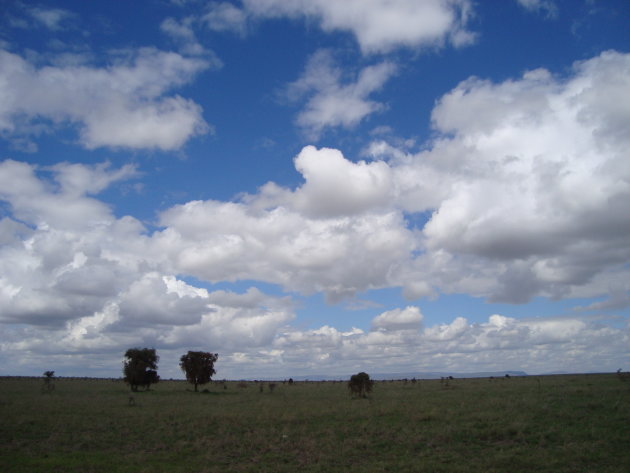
1, 373, 628, 472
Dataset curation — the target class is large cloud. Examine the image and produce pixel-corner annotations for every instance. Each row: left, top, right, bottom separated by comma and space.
369, 50, 630, 303
0, 161, 295, 365
0, 47, 212, 150
155, 203, 413, 303
241, 0, 475, 54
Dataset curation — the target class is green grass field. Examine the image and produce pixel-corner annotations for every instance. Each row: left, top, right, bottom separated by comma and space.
1, 374, 628, 472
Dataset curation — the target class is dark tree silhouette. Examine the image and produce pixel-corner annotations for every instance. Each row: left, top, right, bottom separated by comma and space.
123, 348, 160, 392
179, 351, 218, 392
348, 372, 374, 398
42, 371, 55, 393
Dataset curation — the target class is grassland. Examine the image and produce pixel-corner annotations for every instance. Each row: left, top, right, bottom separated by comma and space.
1, 374, 628, 472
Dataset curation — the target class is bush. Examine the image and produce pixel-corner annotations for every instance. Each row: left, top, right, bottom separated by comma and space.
348, 372, 374, 398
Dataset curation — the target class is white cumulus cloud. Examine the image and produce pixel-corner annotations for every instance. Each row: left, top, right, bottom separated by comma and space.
0, 47, 212, 151
369, 50, 630, 304
372, 306, 423, 331
0, 160, 295, 359
286, 50, 396, 138
291, 145, 393, 217
242, 0, 475, 54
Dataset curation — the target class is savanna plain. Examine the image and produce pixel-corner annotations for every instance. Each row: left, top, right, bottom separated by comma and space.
1, 374, 629, 472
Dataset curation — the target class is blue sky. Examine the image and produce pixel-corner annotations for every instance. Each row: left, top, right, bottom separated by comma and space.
0, 0, 629, 379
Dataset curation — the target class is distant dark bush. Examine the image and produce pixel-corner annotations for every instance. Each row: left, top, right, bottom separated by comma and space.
348, 372, 374, 398
42, 371, 55, 393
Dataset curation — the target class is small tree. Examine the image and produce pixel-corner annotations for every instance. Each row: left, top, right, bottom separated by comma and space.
179, 351, 218, 392
123, 348, 160, 392
348, 372, 374, 398
42, 371, 55, 393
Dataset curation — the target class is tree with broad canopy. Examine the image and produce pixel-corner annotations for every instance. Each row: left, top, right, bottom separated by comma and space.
123, 348, 160, 392
179, 351, 219, 392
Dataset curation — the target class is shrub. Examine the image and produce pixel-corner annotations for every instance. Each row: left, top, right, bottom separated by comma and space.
348, 372, 374, 398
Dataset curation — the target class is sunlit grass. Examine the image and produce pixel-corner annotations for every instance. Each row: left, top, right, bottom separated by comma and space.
1, 374, 628, 472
